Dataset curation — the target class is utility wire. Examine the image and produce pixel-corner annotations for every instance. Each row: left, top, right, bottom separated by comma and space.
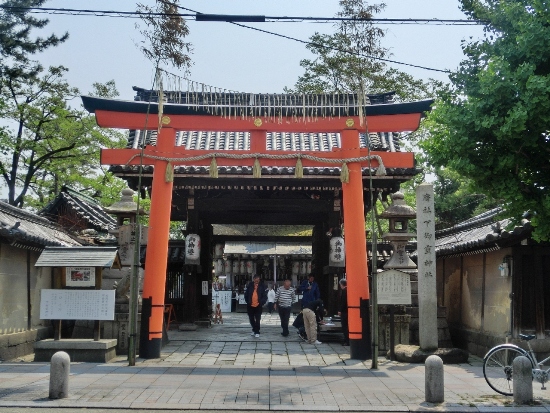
229, 21, 449, 73
1, 4, 458, 72
0, 5, 487, 25
175, 5, 450, 74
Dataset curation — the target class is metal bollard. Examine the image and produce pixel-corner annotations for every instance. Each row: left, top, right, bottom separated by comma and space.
513, 356, 533, 404
425, 355, 444, 403
49, 351, 70, 399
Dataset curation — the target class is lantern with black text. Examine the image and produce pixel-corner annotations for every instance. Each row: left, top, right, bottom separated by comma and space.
329, 236, 345, 263
185, 234, 201, 261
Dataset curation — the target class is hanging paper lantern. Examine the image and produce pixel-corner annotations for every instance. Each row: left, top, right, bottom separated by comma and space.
214, 243, 224, 258
224, 260, 232, 275
330, 236, 345, 263
239, 260, 246, 275
246, 260, 254, 274
232, 260, 240, 275
300, 261, 307, 275
307, 261, 312, 274
217, 259, 224, 275
278, 256, 285, 267
185, 234, 201, 260
292, 261, 299, 275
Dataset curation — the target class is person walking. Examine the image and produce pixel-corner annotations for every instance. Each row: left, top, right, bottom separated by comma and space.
299, 274, 320, 308
267, 285, 276, 314
302, 298, 324, 345
244, 274, 267, 337
338, 278, 349, 346
274, 279, 295, 337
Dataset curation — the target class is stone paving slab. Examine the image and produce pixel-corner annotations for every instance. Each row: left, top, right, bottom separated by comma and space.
1, 313, 550, 411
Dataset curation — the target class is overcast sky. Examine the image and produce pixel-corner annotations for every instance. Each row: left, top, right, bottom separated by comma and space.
36, 0, 485, 100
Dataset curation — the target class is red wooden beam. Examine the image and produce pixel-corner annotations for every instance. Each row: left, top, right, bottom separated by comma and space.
101, 148, 415, 169
94, 110, 422, 133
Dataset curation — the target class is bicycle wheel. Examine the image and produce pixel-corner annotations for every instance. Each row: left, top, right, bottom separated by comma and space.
483, 345, 532, 396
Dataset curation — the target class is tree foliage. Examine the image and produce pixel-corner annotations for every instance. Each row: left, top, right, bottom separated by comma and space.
135, 0, 192, 71
288, 0, 440, 101
421, 0, 550, 240
0, 66, 127, 208
0, 0, 68, 80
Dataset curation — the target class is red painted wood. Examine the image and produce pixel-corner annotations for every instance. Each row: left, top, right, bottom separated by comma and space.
341, 129, 370, 343
141, 127, 175, 342
101, 148, 414, 169
94, 110, 422, 133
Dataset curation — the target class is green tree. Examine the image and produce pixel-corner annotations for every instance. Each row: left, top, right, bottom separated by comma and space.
288, 0, 440, 101
0, 66, 126, 208
0, 0, 68, 80
421, 0, 550, 240
136, 0, 192, 71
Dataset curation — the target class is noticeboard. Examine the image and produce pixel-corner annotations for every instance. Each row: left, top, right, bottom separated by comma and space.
40, 289, 115, 320
377, 269, 412, 305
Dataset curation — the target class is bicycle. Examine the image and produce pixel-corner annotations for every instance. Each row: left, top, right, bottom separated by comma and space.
483, 333, 549, 396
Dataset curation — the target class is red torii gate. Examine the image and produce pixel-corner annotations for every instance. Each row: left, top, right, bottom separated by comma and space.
83, 95, 431, 360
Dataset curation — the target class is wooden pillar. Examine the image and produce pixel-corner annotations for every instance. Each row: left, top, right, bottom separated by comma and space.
340, 128, 371, 360
139, 126, 176, 359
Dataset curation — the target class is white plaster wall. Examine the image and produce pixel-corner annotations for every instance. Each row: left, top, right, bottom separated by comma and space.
0, 244, 50, 334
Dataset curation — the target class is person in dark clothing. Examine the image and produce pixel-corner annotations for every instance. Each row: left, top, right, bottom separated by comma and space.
299, 274, 320, 308
244, 274, 268, 337
338, 278, 349, 346
302, 298, 324, 344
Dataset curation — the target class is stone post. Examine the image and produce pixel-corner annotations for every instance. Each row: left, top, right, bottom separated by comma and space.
513, 356, 533, 404
425, 355, 444, 403
416, 183, 438, 350
49, 351, 70, 399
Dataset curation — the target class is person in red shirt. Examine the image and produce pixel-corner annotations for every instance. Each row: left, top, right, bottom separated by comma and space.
244, 274, 267, 337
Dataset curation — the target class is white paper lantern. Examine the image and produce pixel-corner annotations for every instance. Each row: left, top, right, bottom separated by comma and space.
224, 260, 232, 275
330, 236, 345, 263
246, 260, 254, 274
232, 260, 240, 275
185, 234, 201, 260
300, 261, 307, 275
307, 261, 312, 274
217, 259, 224, 275
214, 243, 224, 258
292, 261, 300, 275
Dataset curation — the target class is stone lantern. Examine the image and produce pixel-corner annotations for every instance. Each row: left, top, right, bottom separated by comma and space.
102, 187, 148, 357
104, 187, 146, 230
379, 192, 416, 271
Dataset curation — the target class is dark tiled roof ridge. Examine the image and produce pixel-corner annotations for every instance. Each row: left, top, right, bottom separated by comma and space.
62, 185, 101, 206
132, 86, 397, 104
0, 201, 63, 230
435, 207, 503, 238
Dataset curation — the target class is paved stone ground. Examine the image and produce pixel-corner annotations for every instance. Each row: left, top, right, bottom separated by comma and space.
1, 312, 550, 411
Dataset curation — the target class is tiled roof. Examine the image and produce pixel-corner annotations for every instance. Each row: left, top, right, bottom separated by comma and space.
127, 130, 400, 152
0, 201, 81, 249
434, 208, 532, 256
40, 186, 117, 233
35, 246, 120, 268
109, 164, 418, 178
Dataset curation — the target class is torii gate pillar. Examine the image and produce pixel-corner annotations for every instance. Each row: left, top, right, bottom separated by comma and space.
139, 126, 175, 359
341, 129, 371, 360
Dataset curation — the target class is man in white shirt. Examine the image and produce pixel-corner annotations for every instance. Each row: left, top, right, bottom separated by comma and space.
274, 279, 296, 337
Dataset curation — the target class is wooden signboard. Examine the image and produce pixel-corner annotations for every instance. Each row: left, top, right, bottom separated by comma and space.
40, 289, 115, 320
